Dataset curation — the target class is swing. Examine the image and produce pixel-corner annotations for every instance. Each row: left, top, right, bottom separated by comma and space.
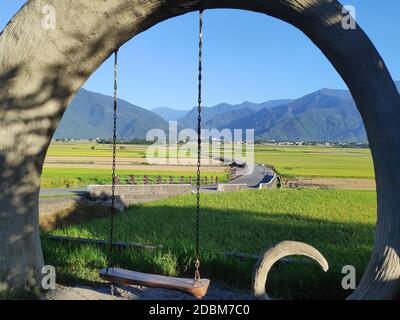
99, 10, 210, 299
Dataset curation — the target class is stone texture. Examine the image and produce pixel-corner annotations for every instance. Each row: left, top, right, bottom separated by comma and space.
88, 184, 192, 197
120, 193, 181, 206
87, 184, 193, 208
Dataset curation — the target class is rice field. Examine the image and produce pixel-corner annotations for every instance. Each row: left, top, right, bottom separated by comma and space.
43, 142, 229, 188
41, 168, 229, 188
47, 142, 149, 158
254, 145, 374, 179
42, 142, 375, 189
43, 188, 376, 299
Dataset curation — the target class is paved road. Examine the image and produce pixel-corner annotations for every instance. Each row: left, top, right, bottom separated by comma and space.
200, 164, 275, 192
40, 188, 88, 197
229, 164, 274, 188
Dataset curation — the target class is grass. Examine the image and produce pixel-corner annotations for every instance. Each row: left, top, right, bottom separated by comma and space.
43, 188, 376, 299
41, 168, 229, 188
47, 142, 234, 158
47, 142, 148, 158
254, 146, 374, 179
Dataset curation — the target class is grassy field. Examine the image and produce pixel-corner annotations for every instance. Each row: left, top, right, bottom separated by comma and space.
47, 142, 228, 158
254, 145, 374, 179
41, 168, 229, 188
42, 142, 229, 188
43, 142, 375, 188
43, 188, 376, 299
47, 142, 148, 158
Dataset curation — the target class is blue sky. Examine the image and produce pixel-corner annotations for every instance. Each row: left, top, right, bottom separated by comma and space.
1, 1, 399, 110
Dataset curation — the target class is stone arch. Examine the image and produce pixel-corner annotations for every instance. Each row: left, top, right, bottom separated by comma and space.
0, 0, 399, 299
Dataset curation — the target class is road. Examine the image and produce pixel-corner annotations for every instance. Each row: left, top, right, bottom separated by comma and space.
229, 164, 275, 188
40, 188, 88, 197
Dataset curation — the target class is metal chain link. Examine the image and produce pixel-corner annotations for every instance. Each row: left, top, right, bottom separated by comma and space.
194, 9, 204, 283
107, 49, 119, 272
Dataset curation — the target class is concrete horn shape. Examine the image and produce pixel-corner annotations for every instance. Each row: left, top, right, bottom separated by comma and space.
0, 0, 399, 299
251, 241, 329, 299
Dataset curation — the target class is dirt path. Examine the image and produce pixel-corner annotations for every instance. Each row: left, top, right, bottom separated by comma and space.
44, 156, 224, 171
45, 283, 254, 300
285, 178, 376, 190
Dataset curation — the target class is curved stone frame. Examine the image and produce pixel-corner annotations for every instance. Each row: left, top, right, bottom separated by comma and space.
0, 0, 399, 299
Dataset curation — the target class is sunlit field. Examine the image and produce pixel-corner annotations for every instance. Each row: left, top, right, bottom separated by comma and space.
41, 168, 229, 188
42, 143, 376, 299
42, 142, 374, 188
43, 188, 376, 299
47, 142, 149, 158
43, 142, 229, 188
254, 146, 374, 179
41, 144, 377, 299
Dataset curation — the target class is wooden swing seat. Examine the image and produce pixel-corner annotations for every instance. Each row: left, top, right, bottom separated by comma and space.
99, 268, 210, 299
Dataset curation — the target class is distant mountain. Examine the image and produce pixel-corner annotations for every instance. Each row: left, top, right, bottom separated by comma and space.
178, 99, 292, 129
54, 88, 168, 139
151, 107, 188, 121
57, 81, 400, 142
227, 88, 366, 142
244, 82, 400, 142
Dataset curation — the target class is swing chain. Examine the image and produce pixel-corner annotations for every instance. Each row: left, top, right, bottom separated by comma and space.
194, 9, 204, 283
107, 49, 119, 272
106, 13, 204, 286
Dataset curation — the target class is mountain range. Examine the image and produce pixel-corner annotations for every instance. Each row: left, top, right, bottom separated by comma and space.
55, 81, 400, 142
176, 100, 292, 130
225, 88, 364, 142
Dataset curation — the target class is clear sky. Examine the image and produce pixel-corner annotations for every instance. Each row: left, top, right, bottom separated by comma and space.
1, 1, 399, 110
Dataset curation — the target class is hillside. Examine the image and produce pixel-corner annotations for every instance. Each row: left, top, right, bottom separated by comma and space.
226, 88, 366, 142
54, 89, 168, 140
178, 99, 292, 129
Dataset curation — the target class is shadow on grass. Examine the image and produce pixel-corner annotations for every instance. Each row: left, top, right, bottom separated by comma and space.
42, 203, 375, 300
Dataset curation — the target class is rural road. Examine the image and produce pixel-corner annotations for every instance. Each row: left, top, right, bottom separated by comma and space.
40, 188, 88, 197
39, 163, 274, 197
229, 164, 275, 188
